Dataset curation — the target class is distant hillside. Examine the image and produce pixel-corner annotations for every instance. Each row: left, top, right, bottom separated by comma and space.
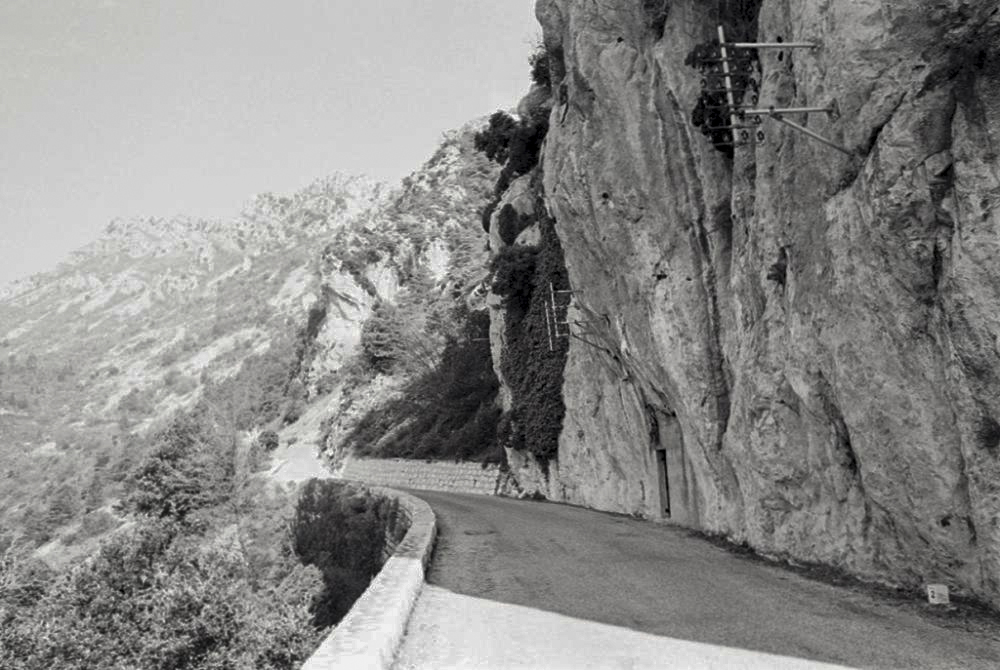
0, 122, 497, 557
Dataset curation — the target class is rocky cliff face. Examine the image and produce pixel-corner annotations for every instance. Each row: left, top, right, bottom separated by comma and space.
502, 0, 1000, 605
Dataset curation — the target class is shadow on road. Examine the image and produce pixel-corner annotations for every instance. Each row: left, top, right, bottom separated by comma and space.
403, 491, 1000, 670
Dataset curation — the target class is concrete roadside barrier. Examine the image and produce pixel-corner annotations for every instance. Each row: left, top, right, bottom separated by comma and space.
301, 485, 436, 670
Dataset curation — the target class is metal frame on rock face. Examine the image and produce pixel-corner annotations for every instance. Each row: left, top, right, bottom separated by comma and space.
544, 281, 610, 353
698, 24, 851, 155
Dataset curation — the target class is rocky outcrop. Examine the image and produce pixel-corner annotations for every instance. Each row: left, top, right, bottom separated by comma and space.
503, 0, 1000, 605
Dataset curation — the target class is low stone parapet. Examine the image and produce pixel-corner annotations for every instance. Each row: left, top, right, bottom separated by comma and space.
300, 486, 436, 670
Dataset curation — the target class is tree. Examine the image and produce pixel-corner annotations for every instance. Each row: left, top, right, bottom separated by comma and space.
292, 480, 396, 627
474, 111, 519, 165
1, 520, 321, 670
121, 415, 234, 522
360, 301, 402, 373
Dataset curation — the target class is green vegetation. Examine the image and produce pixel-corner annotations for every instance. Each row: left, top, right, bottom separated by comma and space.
258, 429, 280, 451
494, 215, 570, 464
343, 308, 502, 464
360, 301, 405, 373
529, 42, 552, 90
0, 415, 324, 670
490, 245, 539, 312
2, 405, 400, 668
292, 480, 402, 627
470, 48, 567, 466
496, 203, 534, 246
1, 517, 321, 670
475, 109, 549, 233
978, 416, 1000, 455
120, 414, 238, 523
196, 329, 301, 431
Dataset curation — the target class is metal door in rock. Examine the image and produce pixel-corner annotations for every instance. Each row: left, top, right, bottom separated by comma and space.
653, 413, 698, 527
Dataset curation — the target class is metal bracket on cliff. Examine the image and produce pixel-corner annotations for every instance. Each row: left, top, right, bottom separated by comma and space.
696, 25, 851, 155
543, 282, 609, 353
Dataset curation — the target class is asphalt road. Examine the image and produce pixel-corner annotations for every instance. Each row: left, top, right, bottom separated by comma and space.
398, 491, 1000, 669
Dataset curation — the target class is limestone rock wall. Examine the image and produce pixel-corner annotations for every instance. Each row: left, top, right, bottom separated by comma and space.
515, 0, 1000, 604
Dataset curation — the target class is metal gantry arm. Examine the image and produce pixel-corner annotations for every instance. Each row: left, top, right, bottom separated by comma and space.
723, 41, 817, 50
544, 282, 610, 353
706, 25, 851, 155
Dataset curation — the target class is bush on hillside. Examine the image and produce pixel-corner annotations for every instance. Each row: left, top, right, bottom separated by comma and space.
360, 301, 401, 373
292, 480, 400, 628
529, 42, 552, 90
344, 309, 503, 464
474, 111, 520, 165
120, 415, 235, 523
496, 204, 534, 245
0, 520, 322, 670
490, 245, 540, 316
474, 111, 548, 181
258, 430, 280, 452
496, 213, 570, 464
197, 332, 299, 431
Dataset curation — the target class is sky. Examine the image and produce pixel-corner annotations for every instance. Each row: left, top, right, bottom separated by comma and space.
0, 0, 539, 287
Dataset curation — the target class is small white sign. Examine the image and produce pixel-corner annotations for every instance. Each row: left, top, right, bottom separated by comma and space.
927, 584, 950, 605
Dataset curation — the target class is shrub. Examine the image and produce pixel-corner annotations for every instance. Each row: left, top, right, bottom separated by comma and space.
719, 0, 763, 38
490, 245, 540, 315
1, 520, 321, 670
496, 204, 534, 245
359, 301, 401, 373
63, 510, 118, 545
292, 480, 399, 627
343, 309, 503, 464
977, 416, 1000, 454
474, 111, 548, 179
117, 386, 155, 419
529, 42, 552, 90
121, 415, 235, 522
474, 111, 520, 165
197, 331, 299, 430
258, 430, 280, 452
497, 213, 570, 464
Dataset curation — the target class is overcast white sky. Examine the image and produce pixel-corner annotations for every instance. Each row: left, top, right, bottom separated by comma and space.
0, 0, 538, 287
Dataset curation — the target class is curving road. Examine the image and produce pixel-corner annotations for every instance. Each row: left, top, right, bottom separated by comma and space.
394, 491, 1000, 670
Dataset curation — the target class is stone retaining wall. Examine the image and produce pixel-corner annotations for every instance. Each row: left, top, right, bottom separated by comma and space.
338, 457, 501, 496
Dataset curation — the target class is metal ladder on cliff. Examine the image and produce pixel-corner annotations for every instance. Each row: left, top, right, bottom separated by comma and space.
696, 25, 851, 154
543, 282, 617, 355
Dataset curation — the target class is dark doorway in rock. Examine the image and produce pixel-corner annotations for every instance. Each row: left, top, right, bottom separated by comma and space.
655, 448, 671, 518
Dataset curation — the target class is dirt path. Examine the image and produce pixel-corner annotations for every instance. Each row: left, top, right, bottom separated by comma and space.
395, 492, 1000, 669
267, 439, 332, 483
267, 400, 335, 483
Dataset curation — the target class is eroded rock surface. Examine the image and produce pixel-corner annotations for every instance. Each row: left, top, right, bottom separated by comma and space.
511, 0, 1000, 604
